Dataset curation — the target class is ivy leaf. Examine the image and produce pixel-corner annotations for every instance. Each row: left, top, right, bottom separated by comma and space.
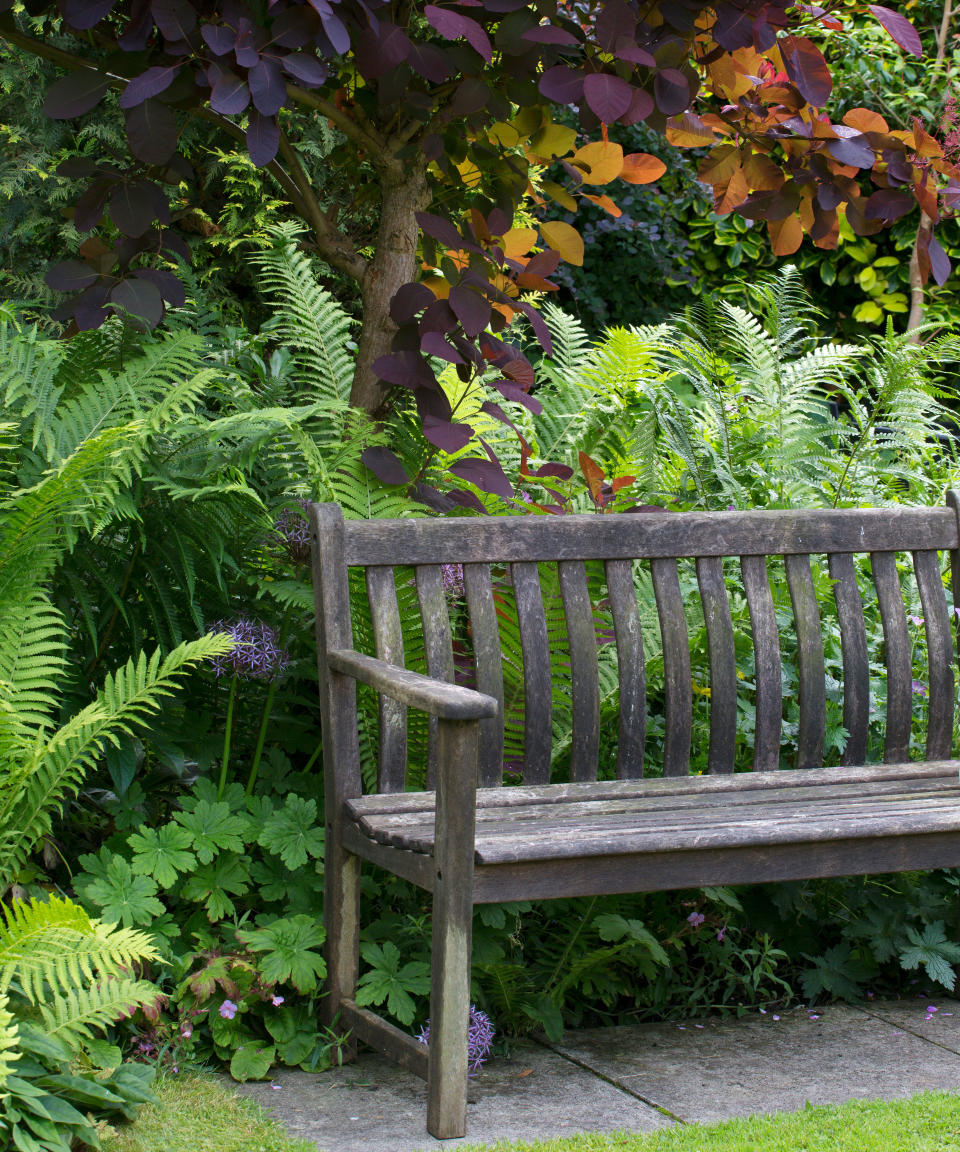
175, 799, 248, 863
899, 922, 960, 991
230, 1043, 275, 1082
78, 852, 164, 927
257, 795, 324, 871
180, 854, 250, 921
355, 941, 430, 1025
237, 915, 327, 993
128, 822, 196, 887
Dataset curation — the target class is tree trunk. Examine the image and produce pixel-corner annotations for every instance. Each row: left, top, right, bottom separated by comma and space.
907, 214, 934, 339
350, 160, 431, 414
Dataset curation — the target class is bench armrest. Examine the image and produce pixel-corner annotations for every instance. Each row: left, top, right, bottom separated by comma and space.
326, 649, 498, 721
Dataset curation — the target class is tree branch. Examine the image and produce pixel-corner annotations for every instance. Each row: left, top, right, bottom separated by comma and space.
285, 83, 386, 155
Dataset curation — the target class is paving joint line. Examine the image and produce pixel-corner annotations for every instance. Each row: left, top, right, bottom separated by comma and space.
533, 1036, 686, 1125
853, 1003, 960, 1056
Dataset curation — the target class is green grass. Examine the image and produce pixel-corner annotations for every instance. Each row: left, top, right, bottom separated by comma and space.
457, 1093, 960, 1152
100, 1072, 315, 1152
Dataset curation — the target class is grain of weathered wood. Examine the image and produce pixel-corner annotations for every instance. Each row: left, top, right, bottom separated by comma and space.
342, 819, 436, 892
342, 507, 958, 566
426, 717, 478, 1139
417, 565, 457, 790
740, 555, 782, 772
948, 491, 960, 687
785, 553, 826, 770
827, 552, 869, 766
605, 559, 646, 778
366, 566, 407, 792
512, 562, 552, 785
341, 1000, 429, 1080
327, 650, 498, 719
463, 563, 505, 787
872, 550, 912, 763
696, 556, 737, 775
651, 557, 692, 776
559, 560, 601, 782
914, 549, 955, 759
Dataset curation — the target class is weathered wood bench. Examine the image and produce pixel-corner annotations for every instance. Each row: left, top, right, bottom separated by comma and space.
310, 497, 960, 1140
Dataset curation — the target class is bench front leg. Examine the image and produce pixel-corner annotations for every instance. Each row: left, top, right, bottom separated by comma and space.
426, 716, 479, 1140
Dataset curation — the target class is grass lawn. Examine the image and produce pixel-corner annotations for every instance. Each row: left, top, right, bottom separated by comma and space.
101, 1076, 960, 1152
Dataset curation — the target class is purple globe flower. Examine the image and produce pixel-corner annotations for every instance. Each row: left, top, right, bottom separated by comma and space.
273, 499, 312, 566
209, 619, 290, 682
441, 562, 465, 598
417, 1005, 495, 1073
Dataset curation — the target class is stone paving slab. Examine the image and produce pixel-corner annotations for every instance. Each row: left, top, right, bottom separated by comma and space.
235, 1039, 671, 1152
549, 1003, 960, 1124
862, 995, 960, 1053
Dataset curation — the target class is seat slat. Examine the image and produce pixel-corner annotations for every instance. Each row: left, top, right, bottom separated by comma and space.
416, 565, 456, 789
785, 553, 825, 770
512, 562, 552, 784
740, 555, 781, 771
872, 550, 912, 762
914, 549, 955, 759
651, 557, 692, 776
559, 560, 601, 782
827, 552, 869, 766
605, 560, 645, 779
696, 556, 737, 774
463, 564, 505, 788
366, 566, 407, 792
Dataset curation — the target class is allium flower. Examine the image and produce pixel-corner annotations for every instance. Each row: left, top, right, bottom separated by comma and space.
219, 999, 238, 1020
274, 499, 312, 566
209, 619, 289, 681
417, 1005, 495, 1073
441, 562, 465, 598
687, 911, 706, 928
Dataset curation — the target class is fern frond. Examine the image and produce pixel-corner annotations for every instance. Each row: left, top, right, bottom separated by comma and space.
37, 977, 160, 1048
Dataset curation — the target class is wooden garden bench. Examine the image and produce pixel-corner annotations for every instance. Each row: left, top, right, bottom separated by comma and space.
310, 497, 960, 1140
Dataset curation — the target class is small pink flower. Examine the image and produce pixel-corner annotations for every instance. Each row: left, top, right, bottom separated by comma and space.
271, 995, 285, 1007
180, 1024, 193, 1039
219, 999, 238, 1020
716, 926, 727, 943
687, 912, 705, 928
908, 615, 925, 627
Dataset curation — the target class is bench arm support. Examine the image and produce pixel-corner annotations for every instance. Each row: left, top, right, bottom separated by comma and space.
326, 648, 498, 721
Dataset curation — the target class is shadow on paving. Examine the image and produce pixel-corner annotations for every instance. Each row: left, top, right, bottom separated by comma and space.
232, 998, 960, 1152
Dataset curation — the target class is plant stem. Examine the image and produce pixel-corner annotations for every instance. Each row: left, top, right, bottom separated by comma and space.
245, 607, 294, 796
218, 675, 238, 799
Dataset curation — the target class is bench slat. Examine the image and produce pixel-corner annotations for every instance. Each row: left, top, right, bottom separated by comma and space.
827, 552, 869, 766
605, 560, 646, 779
914, 549, 955, 759
740, 555, 781, 771
785, 553, 826, 770
416, 565, 456, 789
651, 557, 692, 776
366, 566, 407, 792
512, 562, 552, 784
463, 563, 504, 788
559, 560, 601, 782
696, 556, 737, 774
342, 507, 958, 566
872, 550, 912, 762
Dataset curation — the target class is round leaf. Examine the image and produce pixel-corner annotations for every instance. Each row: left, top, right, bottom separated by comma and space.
540, 220, 584, 266
111, 277, 164, 328
583, 74, 633, 124
620, 153, 667, 184
571, 141, 624, 184
43, 71, 110, 119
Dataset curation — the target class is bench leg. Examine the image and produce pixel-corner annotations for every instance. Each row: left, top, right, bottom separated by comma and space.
323, 846, 361, 1063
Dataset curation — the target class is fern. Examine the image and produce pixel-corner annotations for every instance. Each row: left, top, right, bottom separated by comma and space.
38, 978, 159, 1048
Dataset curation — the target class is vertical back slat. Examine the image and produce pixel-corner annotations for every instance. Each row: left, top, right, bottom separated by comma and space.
462, 563, 505, 788
365, 567, 408, 792
558, 560, 601, 782
872, 550, 912, 762
914, 549, 954, 759
740, 555, 782, 772
827, 552, 869, 766
512, 562, 552, 784
416, 565, 456, 789
605, 559, 645, 778
696, 556, 737, 774
784, 553, 826, 770
651, 557, 691, 777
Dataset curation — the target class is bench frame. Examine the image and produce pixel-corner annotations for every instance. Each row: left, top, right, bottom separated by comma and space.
310, 497, 960, 1140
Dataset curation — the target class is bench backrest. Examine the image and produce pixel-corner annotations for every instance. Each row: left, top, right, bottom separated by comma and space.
311, 499, 960, 804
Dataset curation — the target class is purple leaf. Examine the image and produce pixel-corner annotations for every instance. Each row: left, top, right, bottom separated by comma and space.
864, 188, 914, 222
354, 23, 411, 78
118, 0, 153, 49
868, 5, 923, 57
119, 64, 181, 108
530, 461, 573, 479
391, 282, 435, 324
57, 158, 105, 178
62, 0, 116, 29
447, 489, 489, 515
233, 19, 262, 67
45, 260, 98, 292
407, 43, 451, 83
361, 447, 410, 485
712, 4, 755, 50
538, 65, 584, 103
824, 134, 874, 169
271, 8, 314, 49
415, 211, 465, 250
411, 483, 456, 512
423, 417, 475, 451
653, 68, 690, 115
621, 86, 654, 124
73, 182, 110, 232
133, 267, 186, 307
210, 71, 250, 115
449, 285, 491, 338
614, 41, 656, 67
373, 351, 438, 390
449, 457, 513, 498
125, 100, 178, 165
247, 110, 281, 166
928, 232, 951, 286
151, 0, 196, 40
111, 277, 164, 328
71, 282, 112, 330
281, 52, 328, 85
43, 71, 110, 119
449, 77, 489, 115
419, 298, 458, 335
425, 5, 492, 61
514, 300, 552, 355
780, 35, 832, 106
521, 24, 578, 45
319, 10, 351, 55
202, 23, 236, 55
248, 58, 287, 116
422, 331, 465, 363
595, 0, 635, 51
583, 73, 633, 124
110, 180, 168, 237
